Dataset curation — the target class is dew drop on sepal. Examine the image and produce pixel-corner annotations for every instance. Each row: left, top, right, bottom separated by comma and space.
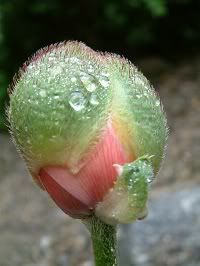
80, 74, 97, 92
39, 90, 47, 97
71, 77, 77, 82
89, 93, 99, 106
69, 90, 86, 111
99, 76, 110, 89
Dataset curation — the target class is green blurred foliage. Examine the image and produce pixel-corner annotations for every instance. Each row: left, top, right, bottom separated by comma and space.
0, 0, 199, 129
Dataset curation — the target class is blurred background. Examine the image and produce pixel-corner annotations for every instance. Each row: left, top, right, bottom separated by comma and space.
0, 0, 200, 265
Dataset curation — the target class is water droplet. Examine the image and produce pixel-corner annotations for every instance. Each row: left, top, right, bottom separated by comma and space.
133, 74, 146, 86
99, 77, 110, 88
65, 57, 69, 63
132, 166, 140, 173
39, 90, 47, 97
128, 184, 133, 190
69, 91, 86, 111
89, 93, 99, 106
54, 95, 60, 100
80, 75, 97, 92
71, 77, 77, 82
88, 68, 94, 73
47, 77, 52, 83
102, 72, 110, 77
48, 55, 55, 62
156, 100, 160, 106
69, 57, 81, 64
27, 64, 34, 71
136, 94, 142, 99
147, 174, 154, 184
80, 75, 89, 83
81, 115, 90, 120
50, 65, 62, 76
88, 83, 97, 92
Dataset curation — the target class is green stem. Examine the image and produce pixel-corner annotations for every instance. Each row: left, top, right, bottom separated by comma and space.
84, 215, 118, 266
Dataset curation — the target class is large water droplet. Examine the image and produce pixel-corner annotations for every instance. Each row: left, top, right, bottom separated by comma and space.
89, 93, 99, 106
80, 75, 97, 92
99, 76, 110, 89
87, 83, 97, 92
69, 91, 86, 111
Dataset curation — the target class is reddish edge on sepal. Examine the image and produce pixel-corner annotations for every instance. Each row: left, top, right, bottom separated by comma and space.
39, 124, 132, 218
8, 41, 95, 96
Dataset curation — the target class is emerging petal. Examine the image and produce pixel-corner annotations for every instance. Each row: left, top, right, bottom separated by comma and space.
39, 125, 132, 218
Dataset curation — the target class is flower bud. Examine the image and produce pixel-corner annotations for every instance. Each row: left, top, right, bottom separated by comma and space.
8, 41, 167, 222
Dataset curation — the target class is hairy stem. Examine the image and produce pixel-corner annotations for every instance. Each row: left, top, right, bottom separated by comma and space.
84, 215, 118, 266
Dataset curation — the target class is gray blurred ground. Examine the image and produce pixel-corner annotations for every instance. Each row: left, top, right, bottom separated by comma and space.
0, 57, 200, 266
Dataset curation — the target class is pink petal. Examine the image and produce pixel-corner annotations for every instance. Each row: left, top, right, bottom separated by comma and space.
39, 124, 131, 218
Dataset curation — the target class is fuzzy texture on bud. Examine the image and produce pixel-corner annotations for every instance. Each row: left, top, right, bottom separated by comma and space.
8, 41, 168, 223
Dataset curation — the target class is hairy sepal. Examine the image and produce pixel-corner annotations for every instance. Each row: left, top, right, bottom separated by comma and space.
106, 54, 168, 173
95, 156, 154, 225
8, 42, 112, 181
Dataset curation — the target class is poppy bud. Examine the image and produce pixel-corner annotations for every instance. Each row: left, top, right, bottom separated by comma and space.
8, 41, 167, 223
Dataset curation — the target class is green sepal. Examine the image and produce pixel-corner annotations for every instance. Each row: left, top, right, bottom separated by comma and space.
95, 156, 154, 225
8, 42, 112, 176
106, 55, 168, 172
